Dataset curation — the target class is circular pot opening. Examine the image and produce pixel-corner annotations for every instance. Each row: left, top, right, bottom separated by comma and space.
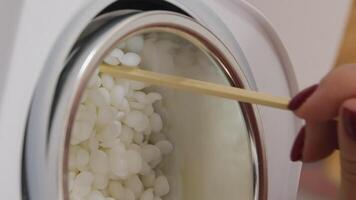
25, 10, 265, 200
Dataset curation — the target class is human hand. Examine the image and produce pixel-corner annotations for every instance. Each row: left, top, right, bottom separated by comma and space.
289, 64, 356, 200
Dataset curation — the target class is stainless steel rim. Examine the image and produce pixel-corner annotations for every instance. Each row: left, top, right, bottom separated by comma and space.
25, 10, 266, 200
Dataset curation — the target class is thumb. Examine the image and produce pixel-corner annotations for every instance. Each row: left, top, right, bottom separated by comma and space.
339, 98, 356, 200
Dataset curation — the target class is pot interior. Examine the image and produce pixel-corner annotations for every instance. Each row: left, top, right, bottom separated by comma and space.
67, 29, 255, 200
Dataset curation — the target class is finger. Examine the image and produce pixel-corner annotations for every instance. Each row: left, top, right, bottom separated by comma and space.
339, 98, 356, 200
290, 64, 356, 122
290, 120, 338, 162
302, 120, 338, 162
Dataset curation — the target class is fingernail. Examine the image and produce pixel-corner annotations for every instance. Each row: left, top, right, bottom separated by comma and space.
288, 84, 318, 111
342, 107, 356, 141
290, 127, 306, 161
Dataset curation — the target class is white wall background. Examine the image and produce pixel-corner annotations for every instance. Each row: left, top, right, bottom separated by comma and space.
246, 0, 352, 88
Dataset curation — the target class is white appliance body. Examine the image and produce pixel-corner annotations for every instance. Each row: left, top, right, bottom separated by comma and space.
0, 0, 349, 199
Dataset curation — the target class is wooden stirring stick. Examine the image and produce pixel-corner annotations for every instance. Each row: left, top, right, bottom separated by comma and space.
100, 64, 291, 110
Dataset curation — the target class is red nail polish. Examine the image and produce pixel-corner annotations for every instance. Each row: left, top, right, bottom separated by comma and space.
342, 107, 356, 141
291, 127, 306, 161
288, 84, 318, 111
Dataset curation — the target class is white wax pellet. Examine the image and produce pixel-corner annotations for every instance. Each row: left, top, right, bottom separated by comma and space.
100, 120, 122, 142
76, 104, 86, 119
142, 171, 156, 188
123, 110, 149, 132
129, 101, 146, 110
149, 113, 163, 133
68, 146, 78, 170
87, 191, 106, 200
68, 171, 76, 192
75, 147, 89, 169
115, 111, 126, 120
139, 161, 152, 176
101, 188, 109, 197
140, 189, 154, 200
88, 75, 101, 89
149, 132, 166, 144
125, 88, 134, 99
104, 55, 119, 66
154, 175, 169, 197
143, 104, 154, 116
126, 35, 144, 53
77, 165, 89, 172
155, 169, 163, 176
129, 80, 147, 90
120, 52, 141, 67
120, 126, 134, 146
116, 98, 130, 113
89, 88, 110, 107
110, 143, 126, 155
108, 181, 125, 200
111, 48, 124, 60
110, 85, 126, 108
71, 121, 93, 145
104, 49, 122, 66
70, 123, 82, 145
155, 140, 173, 155
101, 74, 115, 90
80, 139, 91, 152
76, 104, 96, 124
97, 106, 115, 126
109, 149, 129, 178
133, 132, 144, 144
114, 79, 130, 92
133, 91, 147, 104
108, 172, 119, 181
124, 175, 144, 198
84, 101, 96, 111
75, 104, 85, 119
146, 93, 162, 104
124, 150, 142, 174
141, 145, 161, 165
95, 76, 102, 88
149, 157, 162, 169
125, 188, 136, 200
143, 123, 152, 136
88, 134, 99, 152
90, 150, 109, 174
93, 173, 108, 190
81, 121, 94, 137
69, 193, 82, 200
128, 143, 141, 154
100, 138, 122, 148
72, 171, 93, 197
